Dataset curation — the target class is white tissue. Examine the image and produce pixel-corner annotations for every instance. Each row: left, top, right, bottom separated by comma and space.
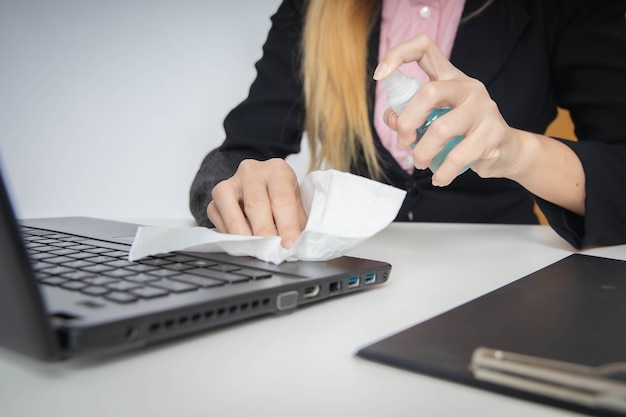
129, 170, 407, 264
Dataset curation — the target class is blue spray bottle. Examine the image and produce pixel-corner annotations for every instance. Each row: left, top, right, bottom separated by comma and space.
381, 69, 467, 173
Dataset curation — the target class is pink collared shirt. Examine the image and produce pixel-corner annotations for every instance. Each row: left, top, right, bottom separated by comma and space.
374, 0, 465, 173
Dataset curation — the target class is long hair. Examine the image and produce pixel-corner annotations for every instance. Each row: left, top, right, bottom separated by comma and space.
301, 0, 382, 177
300, 0, 494, 178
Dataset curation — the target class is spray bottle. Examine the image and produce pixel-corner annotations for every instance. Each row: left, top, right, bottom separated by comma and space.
381, 69, 467, 173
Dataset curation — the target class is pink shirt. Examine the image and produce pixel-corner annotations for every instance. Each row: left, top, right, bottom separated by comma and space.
374, 0, 465, 173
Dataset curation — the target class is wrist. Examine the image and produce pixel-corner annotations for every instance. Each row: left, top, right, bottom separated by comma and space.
503, 129, 542, 184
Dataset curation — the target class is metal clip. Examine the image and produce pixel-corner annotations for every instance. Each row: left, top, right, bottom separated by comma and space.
470, 347, 626, 413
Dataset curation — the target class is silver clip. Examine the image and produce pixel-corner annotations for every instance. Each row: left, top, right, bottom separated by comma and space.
470, 347, 626, 413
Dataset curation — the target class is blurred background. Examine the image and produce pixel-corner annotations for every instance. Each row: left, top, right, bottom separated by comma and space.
0, 0, 301, 222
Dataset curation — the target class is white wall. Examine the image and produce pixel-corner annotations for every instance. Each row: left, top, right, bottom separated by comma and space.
0, 0, 308, 222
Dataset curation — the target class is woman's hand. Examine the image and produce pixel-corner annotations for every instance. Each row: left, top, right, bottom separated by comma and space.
374, 34, 523, 186
374, 34, 585, 215
207, 158, 307, 248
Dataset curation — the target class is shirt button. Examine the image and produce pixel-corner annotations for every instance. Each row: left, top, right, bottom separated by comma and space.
420, 6, 431, 19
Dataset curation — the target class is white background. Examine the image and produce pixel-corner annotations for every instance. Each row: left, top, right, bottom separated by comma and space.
0, 0, 312, 221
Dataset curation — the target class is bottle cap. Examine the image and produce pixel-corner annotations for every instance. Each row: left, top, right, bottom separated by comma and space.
381, 69, 421, 114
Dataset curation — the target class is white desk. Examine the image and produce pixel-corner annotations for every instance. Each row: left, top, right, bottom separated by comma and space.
1, 223, 624, 417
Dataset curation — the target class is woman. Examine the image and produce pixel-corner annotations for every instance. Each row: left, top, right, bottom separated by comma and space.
190, 0, 626, 250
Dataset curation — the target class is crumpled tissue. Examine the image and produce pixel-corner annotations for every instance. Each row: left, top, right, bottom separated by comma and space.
129, 169, 407, 264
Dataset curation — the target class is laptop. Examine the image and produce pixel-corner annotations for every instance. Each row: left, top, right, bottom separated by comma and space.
0, 168, 392, 361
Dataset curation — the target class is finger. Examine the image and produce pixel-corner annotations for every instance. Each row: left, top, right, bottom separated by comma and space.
382, 107, 399, 130
267, 176, 307, 248
210, 179, 253, 236
207, 201, 226, 232
396, 78, 480, 148
429, 110, 507, 186
410, 106, 469, 170
240, 173, 278, 237
374, 34, 463, 82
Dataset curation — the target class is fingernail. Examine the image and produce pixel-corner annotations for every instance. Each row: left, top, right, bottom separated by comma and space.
373, 62, 388, 80
282, 239, 294, 250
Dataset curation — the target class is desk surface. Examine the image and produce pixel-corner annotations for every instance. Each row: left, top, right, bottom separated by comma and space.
2, 222, 625, 417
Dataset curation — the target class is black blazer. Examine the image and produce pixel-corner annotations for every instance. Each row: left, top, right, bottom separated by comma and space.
190, 0, 626, 248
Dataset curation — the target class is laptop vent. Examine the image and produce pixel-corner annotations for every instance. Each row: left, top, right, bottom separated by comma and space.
147, 297, 272, 334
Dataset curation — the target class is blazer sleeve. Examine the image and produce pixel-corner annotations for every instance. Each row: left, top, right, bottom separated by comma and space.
189, 0, 306, 226
535, 0, 626, 248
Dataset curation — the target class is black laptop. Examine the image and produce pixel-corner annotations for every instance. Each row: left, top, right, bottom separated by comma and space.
0, 168, 392, 361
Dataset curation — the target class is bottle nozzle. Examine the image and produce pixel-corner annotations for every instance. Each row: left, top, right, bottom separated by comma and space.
380, 69, 421, 114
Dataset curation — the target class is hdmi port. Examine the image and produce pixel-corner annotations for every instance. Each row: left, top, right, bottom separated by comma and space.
303, 285, 321, 299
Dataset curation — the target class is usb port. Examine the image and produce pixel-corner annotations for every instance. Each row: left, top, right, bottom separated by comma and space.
364, 273, 376, 285
347, 277, 360, 288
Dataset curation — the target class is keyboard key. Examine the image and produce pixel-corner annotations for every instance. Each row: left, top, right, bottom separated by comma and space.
61, 271, 97, 280
30, 252, 55, 260
165, 254, 198, 263
61, 281, 88, 291
147, 269, 180, 278
126, 264, 158, 273
82, 264, 115, 273
50, 241, 76, 248
130, 286, 169, 299
105, 259, 134, 268
187, 268, 250, 284
65, 244, 97, 251
163, 263, 194, 272
86, 255, 116, 264
171, 274, 224, 288
148, 279, 198, 293
83, 276, 119, 286
105, 292, 138, 304
34, 270, 52, 277
208, 264, 241, 273
32, 261, 54, 270
40, 276, 68, 286
103, 251, 129, 258
84, 247, 112, 254
40, 265, 74, 275
61, 260, 93, 269
186, 259, 218, 268
139, 258, 172, 266
124, 273, 159, 283
81, 286, 110, 296
45, 256, 75, 264
66, 252, 98, 260
106, 281, 142, 291
103, 269, 137, 278
233, 268, 272, 280
48, 248, 78, 256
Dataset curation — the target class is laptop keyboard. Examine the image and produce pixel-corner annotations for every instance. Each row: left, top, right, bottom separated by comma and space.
21, 226, 273, 304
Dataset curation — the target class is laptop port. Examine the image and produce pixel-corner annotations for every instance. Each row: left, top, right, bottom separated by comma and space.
329, 281, 341, 292
364, 273, 376, 285
303, 285, 320, 299
348, 277, 360, 288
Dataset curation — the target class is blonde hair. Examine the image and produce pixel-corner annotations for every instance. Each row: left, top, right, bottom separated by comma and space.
300, 0, 494, 178
301, 0, 382, 178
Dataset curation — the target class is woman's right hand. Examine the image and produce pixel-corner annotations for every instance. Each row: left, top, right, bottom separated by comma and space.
207, 158, 307, 249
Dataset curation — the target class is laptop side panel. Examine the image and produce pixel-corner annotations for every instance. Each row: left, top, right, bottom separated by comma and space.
0, 174, 62, 360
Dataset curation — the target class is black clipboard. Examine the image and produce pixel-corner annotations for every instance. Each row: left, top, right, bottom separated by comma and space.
357, 254, 626, 416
